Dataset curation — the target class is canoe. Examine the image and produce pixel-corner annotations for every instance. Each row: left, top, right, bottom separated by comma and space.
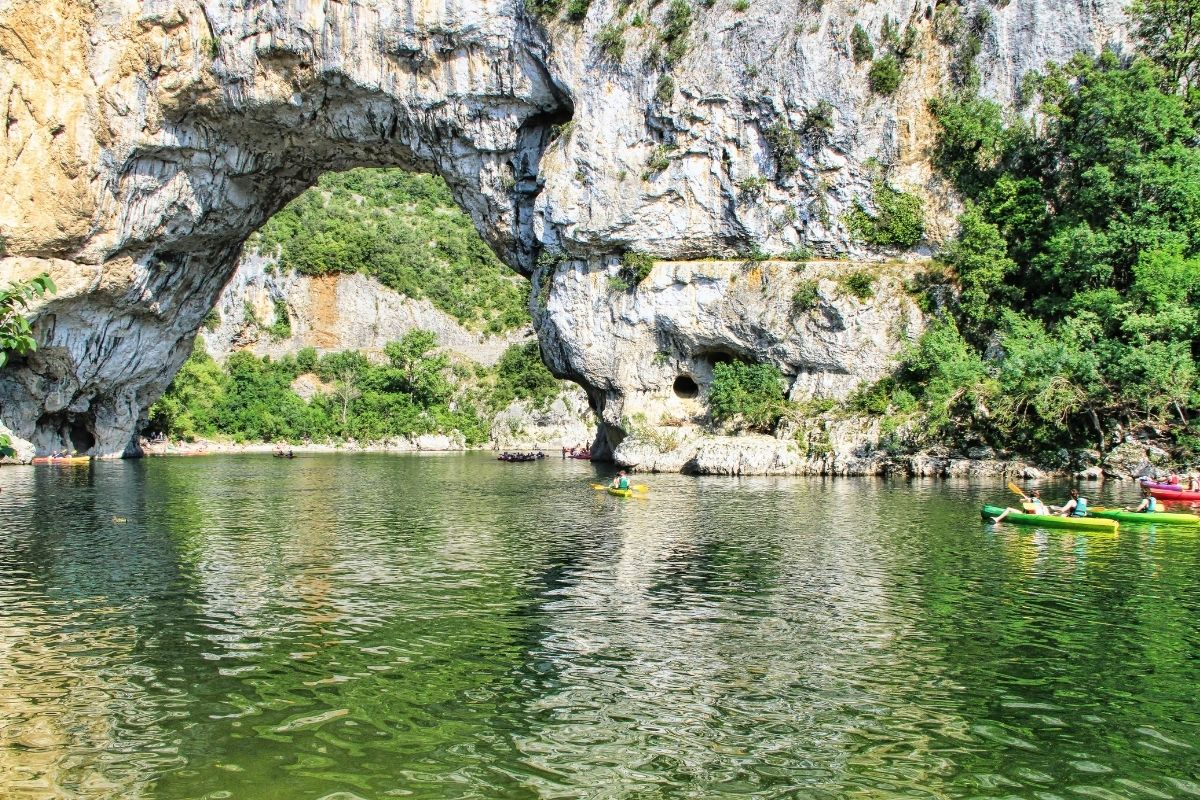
981, 505, 1118, 532
1149, 488, 1200, 502
1139, 479, 1182, 491
1087, 507, 1200, 526
607, 487, 633, 498
31, 456, 90, 465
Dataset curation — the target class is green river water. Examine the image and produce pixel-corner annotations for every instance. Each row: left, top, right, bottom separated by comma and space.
1, 453, 1199, 799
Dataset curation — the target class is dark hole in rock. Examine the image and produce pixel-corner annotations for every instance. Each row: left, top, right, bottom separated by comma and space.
69, 421, 95, 454
673, 375, 699, 399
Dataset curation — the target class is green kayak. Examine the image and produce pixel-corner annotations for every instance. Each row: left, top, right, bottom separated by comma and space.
607, 487, 633, 498
981, 505, 1118, 532
1087, 507, 1200, 526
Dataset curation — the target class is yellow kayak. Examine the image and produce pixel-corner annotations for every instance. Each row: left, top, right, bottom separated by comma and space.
607, 487, 633, 498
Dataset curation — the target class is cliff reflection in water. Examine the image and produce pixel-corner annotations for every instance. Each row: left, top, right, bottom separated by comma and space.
2, 455, 1199, 799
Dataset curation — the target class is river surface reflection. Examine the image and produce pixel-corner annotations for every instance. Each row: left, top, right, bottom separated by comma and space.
1, 454, 1198, 799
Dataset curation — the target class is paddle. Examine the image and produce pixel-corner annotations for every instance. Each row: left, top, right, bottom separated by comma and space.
1007, 480, 1026, 498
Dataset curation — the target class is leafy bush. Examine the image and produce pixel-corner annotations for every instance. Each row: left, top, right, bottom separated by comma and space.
763, 120, 802, 174
267, 299, 292, 340
846, 181, 925, 248
525, 0, 562, 18
738, 176, 768, 197
837, 271, 875, 300
868, 54, 902, 95
0, 273, 55, 457
620, 250, 655, 284
493, 341, 561, 410
566, 0, 590, 21
792, 279, 821, 312
662, 0, 693, 65
655, 74, 675, 103
851, 24, 874, 63
803, 101, 835, 140
597, 23, 626, 61
708, 361, 787, 432
891, 18, 1200, 454
644, 145, 675, 175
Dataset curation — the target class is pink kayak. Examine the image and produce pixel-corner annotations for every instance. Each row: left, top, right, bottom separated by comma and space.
1141, 479, 1182, 491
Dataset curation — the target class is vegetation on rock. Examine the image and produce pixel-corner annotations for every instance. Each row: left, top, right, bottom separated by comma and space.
0, 274, 55, 457
708, 361, 788, 433
250, 169, 528, 333
147, 333, 565, 446
851, 4, 1200, 461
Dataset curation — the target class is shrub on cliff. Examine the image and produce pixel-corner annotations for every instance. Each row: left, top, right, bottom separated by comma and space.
0, 273, 55, 457
846, 181, 924, 248
868, 55, 902, 95
708, 361, 787, 432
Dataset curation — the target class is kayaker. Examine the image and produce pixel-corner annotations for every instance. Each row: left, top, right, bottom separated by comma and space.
1132, 487, 1158, 513
1188, 473, 1200, 491
1057, 489, 1088, 517
991, 489, 1048, 523
610, 470, 631, 491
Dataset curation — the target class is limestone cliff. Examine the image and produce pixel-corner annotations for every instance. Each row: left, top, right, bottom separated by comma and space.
0, 0, 1126, 465
205, 253, 528, 367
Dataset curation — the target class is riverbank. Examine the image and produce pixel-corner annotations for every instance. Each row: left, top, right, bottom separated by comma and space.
137, 435, 588, 458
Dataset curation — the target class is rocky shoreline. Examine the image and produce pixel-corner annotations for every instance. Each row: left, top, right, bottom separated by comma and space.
613, 428, 1177, 482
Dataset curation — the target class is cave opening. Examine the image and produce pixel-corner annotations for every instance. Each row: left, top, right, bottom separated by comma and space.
673, 375, 699, 399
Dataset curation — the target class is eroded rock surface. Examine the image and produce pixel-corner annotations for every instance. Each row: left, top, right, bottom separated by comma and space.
205, 253, 529, 367
0, 0, 1127, 463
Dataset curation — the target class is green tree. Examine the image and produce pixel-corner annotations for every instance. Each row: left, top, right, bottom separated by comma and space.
1131, 0, 1200, 95
0, 274, 55, 457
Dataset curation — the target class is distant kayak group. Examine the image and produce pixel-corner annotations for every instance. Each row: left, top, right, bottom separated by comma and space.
497, 451, 545, 462
984, 477, 1200, 531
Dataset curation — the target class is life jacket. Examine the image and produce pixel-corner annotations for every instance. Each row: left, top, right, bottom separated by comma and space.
1144, 496, 1157, 513
1071, 497, 1088, 517
618, 476, 630, 489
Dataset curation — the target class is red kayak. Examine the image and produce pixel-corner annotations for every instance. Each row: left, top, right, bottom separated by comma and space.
1149, 487, 1200, 502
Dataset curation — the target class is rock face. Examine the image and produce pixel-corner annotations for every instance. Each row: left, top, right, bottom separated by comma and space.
0, 0, 1127, 463
537, 259, 924, 461
205, 253, 527, 367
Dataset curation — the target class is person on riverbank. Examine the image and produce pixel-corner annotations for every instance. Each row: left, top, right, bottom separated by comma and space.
1057, 489, 1088, 517
1132, 487, 1159, 513
610, 470, 631, 491
991, 489, 1049, 522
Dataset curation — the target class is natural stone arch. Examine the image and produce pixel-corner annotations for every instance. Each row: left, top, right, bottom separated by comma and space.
0, 0, 570, 455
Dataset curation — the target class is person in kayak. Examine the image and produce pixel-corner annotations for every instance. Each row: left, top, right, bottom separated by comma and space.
1131, 487, 1158, 513
1057, 489, 1088, 517
991, 489, 1049, 522
610, 470, 631, 491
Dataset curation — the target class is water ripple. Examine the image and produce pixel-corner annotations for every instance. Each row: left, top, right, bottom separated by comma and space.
2, 457, 1200, 798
